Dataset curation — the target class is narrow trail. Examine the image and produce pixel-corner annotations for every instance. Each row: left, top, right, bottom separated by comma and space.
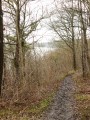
42, 76, 77, 120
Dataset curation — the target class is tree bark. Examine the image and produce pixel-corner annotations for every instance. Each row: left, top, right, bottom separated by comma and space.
79, 0, 89, 78
71, 0, 77, 71
15, 0, 25, 98
0, 0, 3, 95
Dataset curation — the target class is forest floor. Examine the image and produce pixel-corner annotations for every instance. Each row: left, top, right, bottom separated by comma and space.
73, 72, 90, 120
0, 73, 90, 120
0, 75, 78, 120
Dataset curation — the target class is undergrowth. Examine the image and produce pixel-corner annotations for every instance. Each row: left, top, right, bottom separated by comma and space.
73, 71, 90, 120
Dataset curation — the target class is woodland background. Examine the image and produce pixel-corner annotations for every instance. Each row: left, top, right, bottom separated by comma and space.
0, 0, 90, 119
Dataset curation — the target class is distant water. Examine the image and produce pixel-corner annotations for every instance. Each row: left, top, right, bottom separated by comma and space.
34, 47, 56, 55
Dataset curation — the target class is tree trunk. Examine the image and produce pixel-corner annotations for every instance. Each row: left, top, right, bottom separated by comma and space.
79, 0, 89, 78
15, 0, 25, 98
0, 0, 3, 95
71, 0, 77, 71
72, 46, 76, 71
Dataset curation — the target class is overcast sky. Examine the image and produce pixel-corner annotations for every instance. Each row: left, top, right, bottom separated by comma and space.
28, 0, 57, 43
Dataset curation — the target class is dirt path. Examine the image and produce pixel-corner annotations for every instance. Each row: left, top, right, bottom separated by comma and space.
42, 76, 78, 120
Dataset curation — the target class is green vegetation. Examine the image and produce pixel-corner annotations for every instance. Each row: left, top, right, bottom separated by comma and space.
75, 94, 90, 101
0, 108, 17, 116
79, 106, 90, 120
27, 94, 54, 115
0, 94, 54, 119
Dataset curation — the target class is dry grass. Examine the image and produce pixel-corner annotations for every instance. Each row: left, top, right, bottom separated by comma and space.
0, 73, 67, 120
0, 48, 74, 119
73, 71, 90, 120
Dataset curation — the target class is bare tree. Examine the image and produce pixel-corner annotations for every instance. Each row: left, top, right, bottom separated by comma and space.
77, 0, 90, 77
3, 0, 44, 99
49, 0, 77, 70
